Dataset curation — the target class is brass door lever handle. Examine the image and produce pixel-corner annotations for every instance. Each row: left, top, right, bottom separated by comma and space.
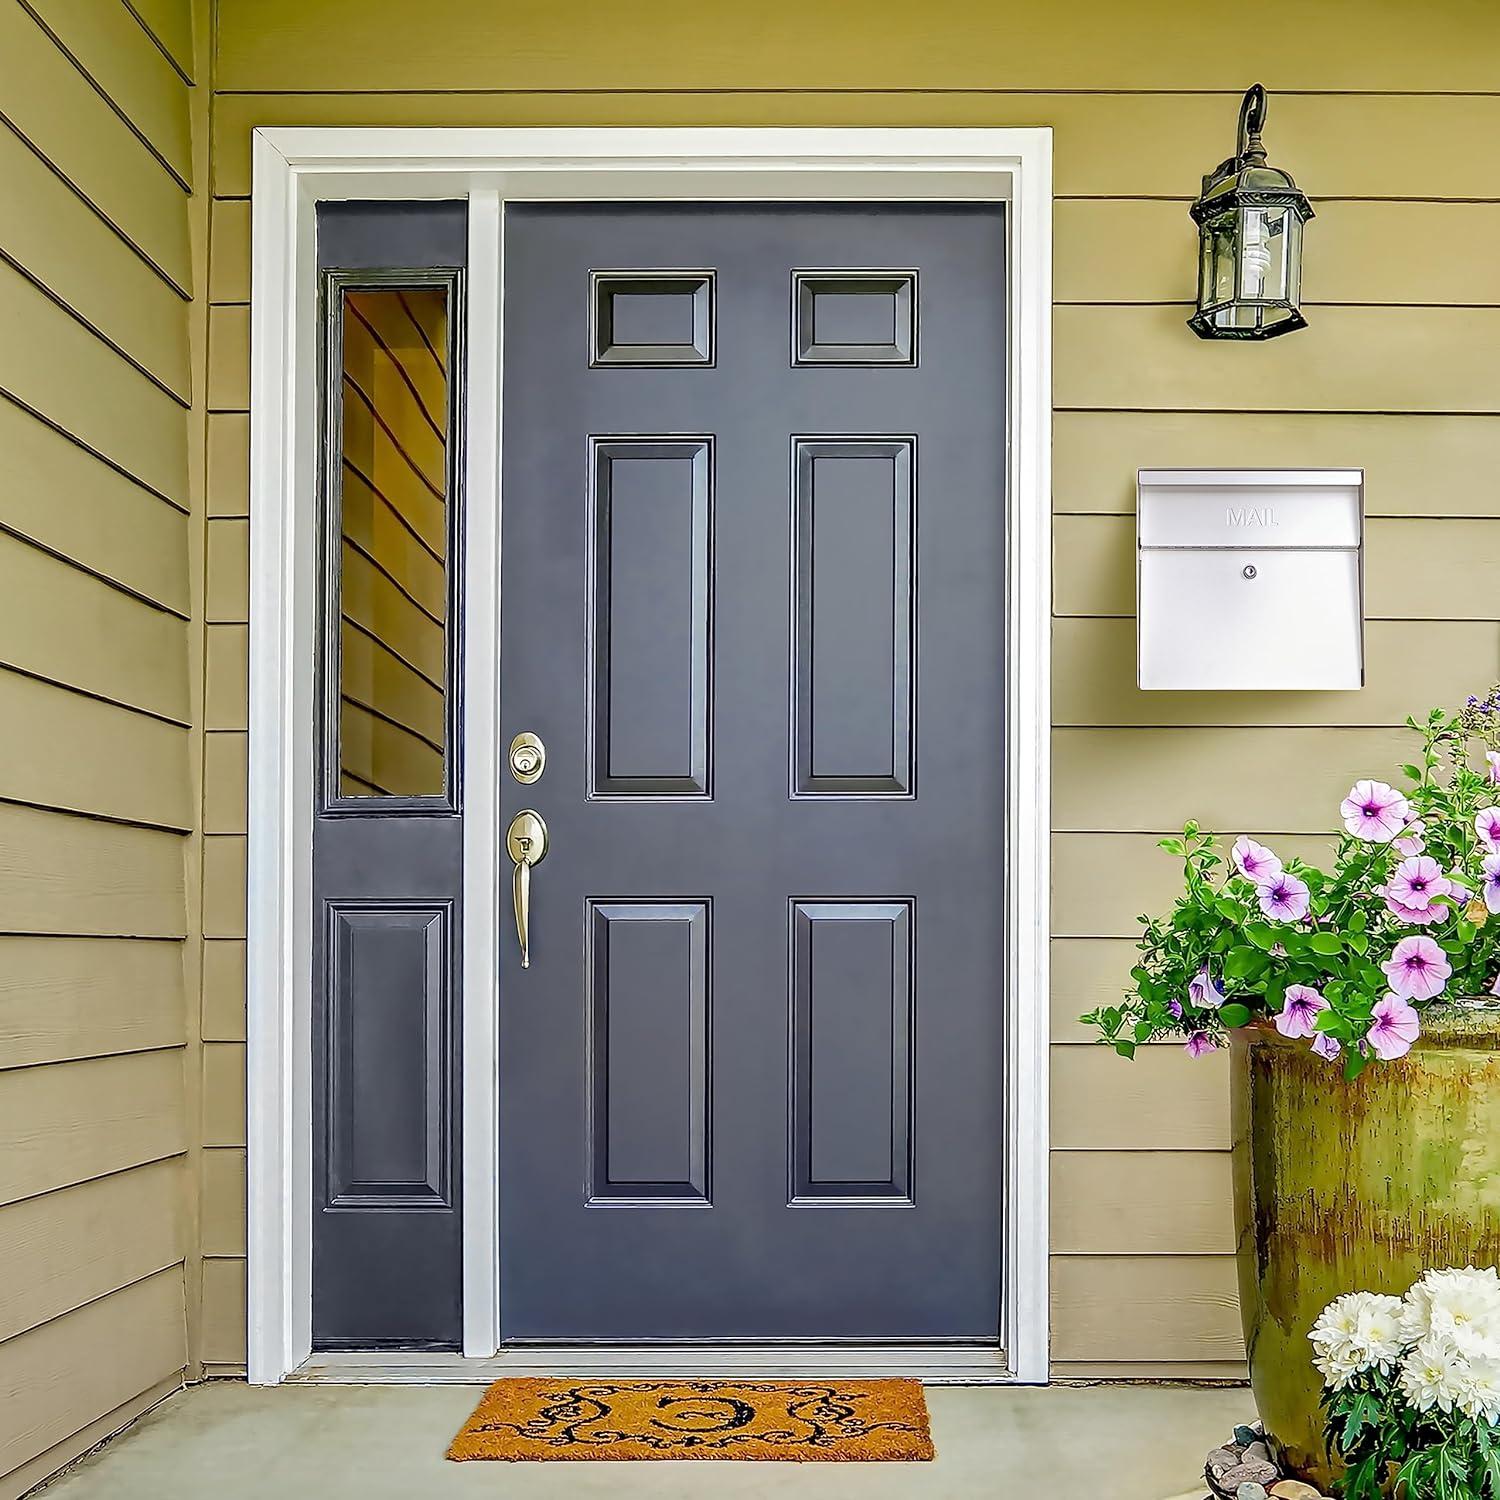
506, 809, 548, 968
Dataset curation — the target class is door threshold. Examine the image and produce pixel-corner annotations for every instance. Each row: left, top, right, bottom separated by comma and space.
289, 1345, 1016, 1386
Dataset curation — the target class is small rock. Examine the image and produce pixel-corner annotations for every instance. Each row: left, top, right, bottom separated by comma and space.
1269, 1484, 1324, 1500
1234, 1424, 1261, 1447
1207, 1444, 1244, 1474
1222, 1462, 1280, 1490
1243, 1440, 1273, 1464
1236, 1485, 1269, 1500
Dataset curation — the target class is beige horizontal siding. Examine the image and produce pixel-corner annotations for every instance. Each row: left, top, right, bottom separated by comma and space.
197, 16, 1500, 1382
210, 91, 1500, 202
23, 0, 193, 185
199, 1257, 246, 1368
0, 0, 190, 291
200, 1149, 245, 1257
0, 1266, 186, 1483
0, 126, 189, 399
0, 399, 189, 612
0, 937, 184, 1069
125, 0, 193, 80
0, 6, 191, 1483
0, 1160, 183, 1343
1056, 514, 1500, 621
1054, 411, 1500, 518
202, 1043, 246, 1148
1055, 619, 1500, 730
0, 1050, 186, 1207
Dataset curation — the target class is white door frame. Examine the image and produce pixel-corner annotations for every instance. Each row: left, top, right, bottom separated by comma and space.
246, 126, 1052, 1386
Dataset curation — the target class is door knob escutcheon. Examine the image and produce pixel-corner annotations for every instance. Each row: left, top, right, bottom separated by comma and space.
506, 809, 548, 968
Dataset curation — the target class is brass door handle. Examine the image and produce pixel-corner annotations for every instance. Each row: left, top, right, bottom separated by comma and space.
506, 810, 548, 968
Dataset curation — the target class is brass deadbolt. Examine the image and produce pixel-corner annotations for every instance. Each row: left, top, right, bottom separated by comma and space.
509, 732, 545, 784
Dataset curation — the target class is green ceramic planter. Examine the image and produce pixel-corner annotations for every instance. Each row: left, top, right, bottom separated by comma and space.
1232, 1005, 1500, 1488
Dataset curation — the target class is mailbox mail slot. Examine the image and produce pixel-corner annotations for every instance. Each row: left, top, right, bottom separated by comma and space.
1138, 469, 1364, 692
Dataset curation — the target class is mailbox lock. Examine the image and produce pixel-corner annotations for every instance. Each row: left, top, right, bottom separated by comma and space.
1242, 564, 1258, 580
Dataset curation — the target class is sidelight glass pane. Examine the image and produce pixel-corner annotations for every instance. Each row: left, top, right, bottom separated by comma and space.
333, 284, 452, 800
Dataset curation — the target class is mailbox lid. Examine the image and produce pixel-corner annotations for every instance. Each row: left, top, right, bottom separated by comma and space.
1138, 469, 1363, 551
1138, 547, 1364, 691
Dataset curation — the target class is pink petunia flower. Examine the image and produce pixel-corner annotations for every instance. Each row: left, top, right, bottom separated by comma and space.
1187, 966, 1225, 1011
1385, 856, 1452, 925
1491, 971, 1500, 998
1183, 1031, 1218, 1058
1258, 871, 1311, 923
1381, 935, 1452, 1002
1166, 998, 1183, 1020
1482, 853, 1500, 915
1478, 808, 1500, 854
1275, 984, 1329, 1040
1367, 993, 1421, 1061
1341, 780, 1411, 843
1231, 836, 1283, 887
1450, 874, 1474, 905
1311, 1032, 1342, 1062
1394, 820, 1426, 858
1487, 751, 1500, 786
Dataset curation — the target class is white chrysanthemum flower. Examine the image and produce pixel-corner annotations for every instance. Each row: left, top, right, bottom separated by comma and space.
1456, 1352, 1500, 1424
1311, 1291, 1405, 1389
1400, 1335, 1467, 1414
1425, 1268, 1500, 1359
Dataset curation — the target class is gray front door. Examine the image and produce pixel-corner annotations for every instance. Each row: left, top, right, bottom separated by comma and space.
498, 204, 1008, 1342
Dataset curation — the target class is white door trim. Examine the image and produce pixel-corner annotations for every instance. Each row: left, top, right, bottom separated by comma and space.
246, 126, 1052, 1386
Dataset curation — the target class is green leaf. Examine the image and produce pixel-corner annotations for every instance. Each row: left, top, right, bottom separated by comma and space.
1224, 946, 1270, 980
1349, 909, 1369, 933
1308, 931, 1344, 955
1158, 838, 1186, 856
1244, 922, 1279, 951
1218, 1002, 1252, 1029
1402, 763, 1423, 782
1344, 1048, 1371, 1082
1113, 1040, 1136, 1060
1347, 933, 1369, 955
1458, 920, 1478, 945
1133, 1020, 1155, 1043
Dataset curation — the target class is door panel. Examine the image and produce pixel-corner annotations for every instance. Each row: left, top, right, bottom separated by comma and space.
311, 201, 466, 1349
498, 203, 1006, 1343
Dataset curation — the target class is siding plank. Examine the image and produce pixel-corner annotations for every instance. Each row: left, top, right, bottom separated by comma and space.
202, 836, 247, 940
0, 937, 184, 1069
201, 1148, 246, 1257
1052, 1152, 1235, 1255
1054, 727, 1414, 835
199, 1256, 246, 1367
1056, 200, 1500, 309
1054, 514, 1500, 621
206, 518, 249, 624
22, 0, 192, 185
208, 199, 249, 304
123, 0, 193, 79
1053, 1044, 1230, 1151
0, 671, 190, 830
202, 1042, 246, 1148
207, 303, 249, 412
1057, 304, 1500, 416
211, 92, 1500, 201
206, 413, 249, 517
201, 941, 246, 1043
204, 625, 248, 730
0, 399, 189, 614
1052, 833, 1332, 939
0, 0, 190, 290
0, 805, 184, 940
0, 258, 187, 503
0, 125, 189, 398
0, 533, 188, 721
1051, 1255, 1242, 1363
0, 1266, 186, 1482
211, 2, 1500, 94
1054, 619, 1500, 730
1054, 411, 1500, 519
203, 733, 248, 836
0, 1159, 184, 1342
0, 1051, 186, 1206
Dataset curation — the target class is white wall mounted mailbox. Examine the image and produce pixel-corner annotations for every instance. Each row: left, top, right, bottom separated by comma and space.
1137, 468, 1365, 691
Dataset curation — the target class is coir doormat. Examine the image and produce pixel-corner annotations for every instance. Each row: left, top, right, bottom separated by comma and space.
446, 1377, 935, 1461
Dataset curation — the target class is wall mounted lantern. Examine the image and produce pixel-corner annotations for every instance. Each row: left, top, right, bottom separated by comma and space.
1189, 84, 1313, 340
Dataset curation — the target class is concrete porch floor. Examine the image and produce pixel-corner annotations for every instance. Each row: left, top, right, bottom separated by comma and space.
33, 1381, 1253, 1500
